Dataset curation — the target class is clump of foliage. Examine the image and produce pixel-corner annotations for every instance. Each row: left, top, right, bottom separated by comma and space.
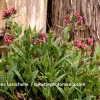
0, 7, 100, 100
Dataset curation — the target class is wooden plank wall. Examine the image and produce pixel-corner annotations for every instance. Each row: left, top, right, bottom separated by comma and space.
0, 0, 48, 56
52, 0, 100, 44
1, 0, 99, 42
7, 0, 48, 33
0, 0, 7, 30
0, 0, 100, 40
0, 0, 7, 57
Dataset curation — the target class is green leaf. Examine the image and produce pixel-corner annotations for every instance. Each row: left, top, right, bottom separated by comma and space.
31, 70, 38, 83
30, 58, 38, 66
56, 86, 67, 99
68, 86, 75, 96
12, 68, 24, 82
95, 43, 100, 55
56, 24, 64, 29
5, 18, 11, 27
33, 25, 36, 32
43, 87, 52, 100
11, 15, 21, 19
65, 59, 72, 65
63, 26, 70, 40
53, 37, 61, 44
25, 26, 32, 35
7, 70, 15, 83
54, 73, 66, 83
10, 44, 27, 61
52, 44, 60, 61
0, 89, 14, 99
54, 53, 72, 69
24, 26, 32, 40
13, 25, 22, 35
8, 80, 16, 94
55, 70, 61, 77
39, 28, 44, 33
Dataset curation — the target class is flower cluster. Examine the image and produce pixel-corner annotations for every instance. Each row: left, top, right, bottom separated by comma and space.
74, 41, 87, 50
65, 12, 83, 25
74, 38, 94, 50
30, 32, 48, 45
1, 7, 16, 20
4, 35, 13, 46
74, 12, 83, 24
64, 14, 71, 25
87, 38, 94, 45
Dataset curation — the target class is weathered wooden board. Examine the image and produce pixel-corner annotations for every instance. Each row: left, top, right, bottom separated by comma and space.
0, 0, 7, 57
0, 0, 7, 30
52, 0, 100, 43
7, 0, 48, 32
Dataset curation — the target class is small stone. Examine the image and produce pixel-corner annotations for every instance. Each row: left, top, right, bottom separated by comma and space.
5, 65, 10, 72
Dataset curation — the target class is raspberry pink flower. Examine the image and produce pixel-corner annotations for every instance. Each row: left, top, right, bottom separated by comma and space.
87, 38, 94, 45
65, 14, 70, 19
65, 14, 70, 23
74, 12, 79, 18
79, 16, 83, 20
74, 41, 82, 48
80, 44, 87, 50
39, 32, 44, 37
42, 37, 46, 43
39, 32, 48, 38
1, 7, 16, 20
4, 43, 9, 46
33, 41, 37, 44
44, 34, 48, 38
8, 40, 13, 44
77, 19, 83, 24
4, 35, 13, 46
30, 38, 33, 43
4, 35, 9, 40
38, 39, 43, 45
8, 35, 13, 40
9, 7, 15, 14
30, 33, 48, 45
64, 12, 83, 25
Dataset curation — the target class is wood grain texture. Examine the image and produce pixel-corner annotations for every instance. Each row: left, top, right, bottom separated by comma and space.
52, 0, 100, 43
0, 0, 48, 56
0, 0, 7, 57
0, 0, 7, 29
7, 0, 48, 32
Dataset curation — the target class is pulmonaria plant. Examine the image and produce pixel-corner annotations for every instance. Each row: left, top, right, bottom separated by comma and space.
1, 7, 17, 46
1, 7, 16, 20
30, 32, 48, 45
87, 38, 94, 45
74, 38, 94, 50
63, 12, 83, 40
4, 35, 13, 46
64, 12, 83, 25
64, 12, 94, 51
